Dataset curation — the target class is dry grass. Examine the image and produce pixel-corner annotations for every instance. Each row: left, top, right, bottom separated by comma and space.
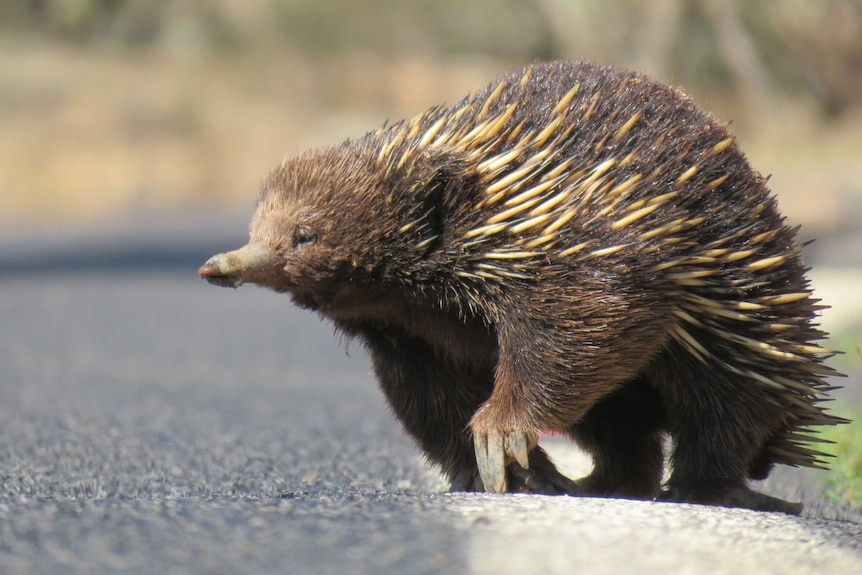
0, 40, 510, 223
1, 38, 860, 234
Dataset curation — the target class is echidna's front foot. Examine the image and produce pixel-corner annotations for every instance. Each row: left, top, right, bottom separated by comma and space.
450, 445, 578, 495
472, 430, 537, 493
660, 485, 803, 515
507, 461, 580, 495
449, 469, 484, 492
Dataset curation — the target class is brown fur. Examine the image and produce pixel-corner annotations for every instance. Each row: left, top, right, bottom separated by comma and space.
202, 61, 846, 514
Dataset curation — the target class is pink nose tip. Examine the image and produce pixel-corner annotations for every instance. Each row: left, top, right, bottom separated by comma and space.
198, 255, 244, 288
198, 262, 219, 278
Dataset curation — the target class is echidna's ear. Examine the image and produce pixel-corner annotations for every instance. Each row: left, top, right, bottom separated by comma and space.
421, 149, 472, 210
409, 169, 448, 254
398, 151, 470, 254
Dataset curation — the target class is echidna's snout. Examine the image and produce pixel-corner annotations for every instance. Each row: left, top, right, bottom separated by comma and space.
198, 243, 278, 289
198, 255, 244, 288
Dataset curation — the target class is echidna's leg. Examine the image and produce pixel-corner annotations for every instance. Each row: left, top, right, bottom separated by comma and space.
363, 327, 488, 488
567, 376, 666, 499
362, 326, 576, 494
470, 289, 673, 494
650, 339, 803, 514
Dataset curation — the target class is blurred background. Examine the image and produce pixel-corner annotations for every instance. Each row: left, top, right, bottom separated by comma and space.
0, 0, 861, 506
1, 0, 861, 226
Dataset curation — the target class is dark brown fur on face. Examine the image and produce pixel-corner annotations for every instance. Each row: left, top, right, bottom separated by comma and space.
200, 61, 846, 514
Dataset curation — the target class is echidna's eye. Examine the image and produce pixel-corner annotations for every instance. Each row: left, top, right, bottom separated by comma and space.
292, 225, 318, 248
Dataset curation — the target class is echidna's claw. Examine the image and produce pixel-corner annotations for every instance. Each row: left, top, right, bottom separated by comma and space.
473, 430, 538, 493
508, 433, 531, 470
474, 432, 507, 492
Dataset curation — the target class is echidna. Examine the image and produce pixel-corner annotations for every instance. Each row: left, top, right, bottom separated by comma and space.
199, 61, 846, 514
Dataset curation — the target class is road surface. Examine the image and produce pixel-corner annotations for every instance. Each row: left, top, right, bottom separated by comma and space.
0, 213, 860, 574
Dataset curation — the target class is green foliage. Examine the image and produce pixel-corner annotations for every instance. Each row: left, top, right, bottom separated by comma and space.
830, 333, 862, 369
820, 410, 862, 507
0, 0, 231, 48
0, 0, 552, 58
1, 0, 859, 116
267, 0, 552, 59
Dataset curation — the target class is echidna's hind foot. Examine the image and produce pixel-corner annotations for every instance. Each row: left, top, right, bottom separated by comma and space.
569, 377, 666, 499
649, 339, 803, 514
660, 484, 803, 515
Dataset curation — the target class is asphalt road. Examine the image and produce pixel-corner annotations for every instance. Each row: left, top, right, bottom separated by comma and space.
1, 214, 860, 574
